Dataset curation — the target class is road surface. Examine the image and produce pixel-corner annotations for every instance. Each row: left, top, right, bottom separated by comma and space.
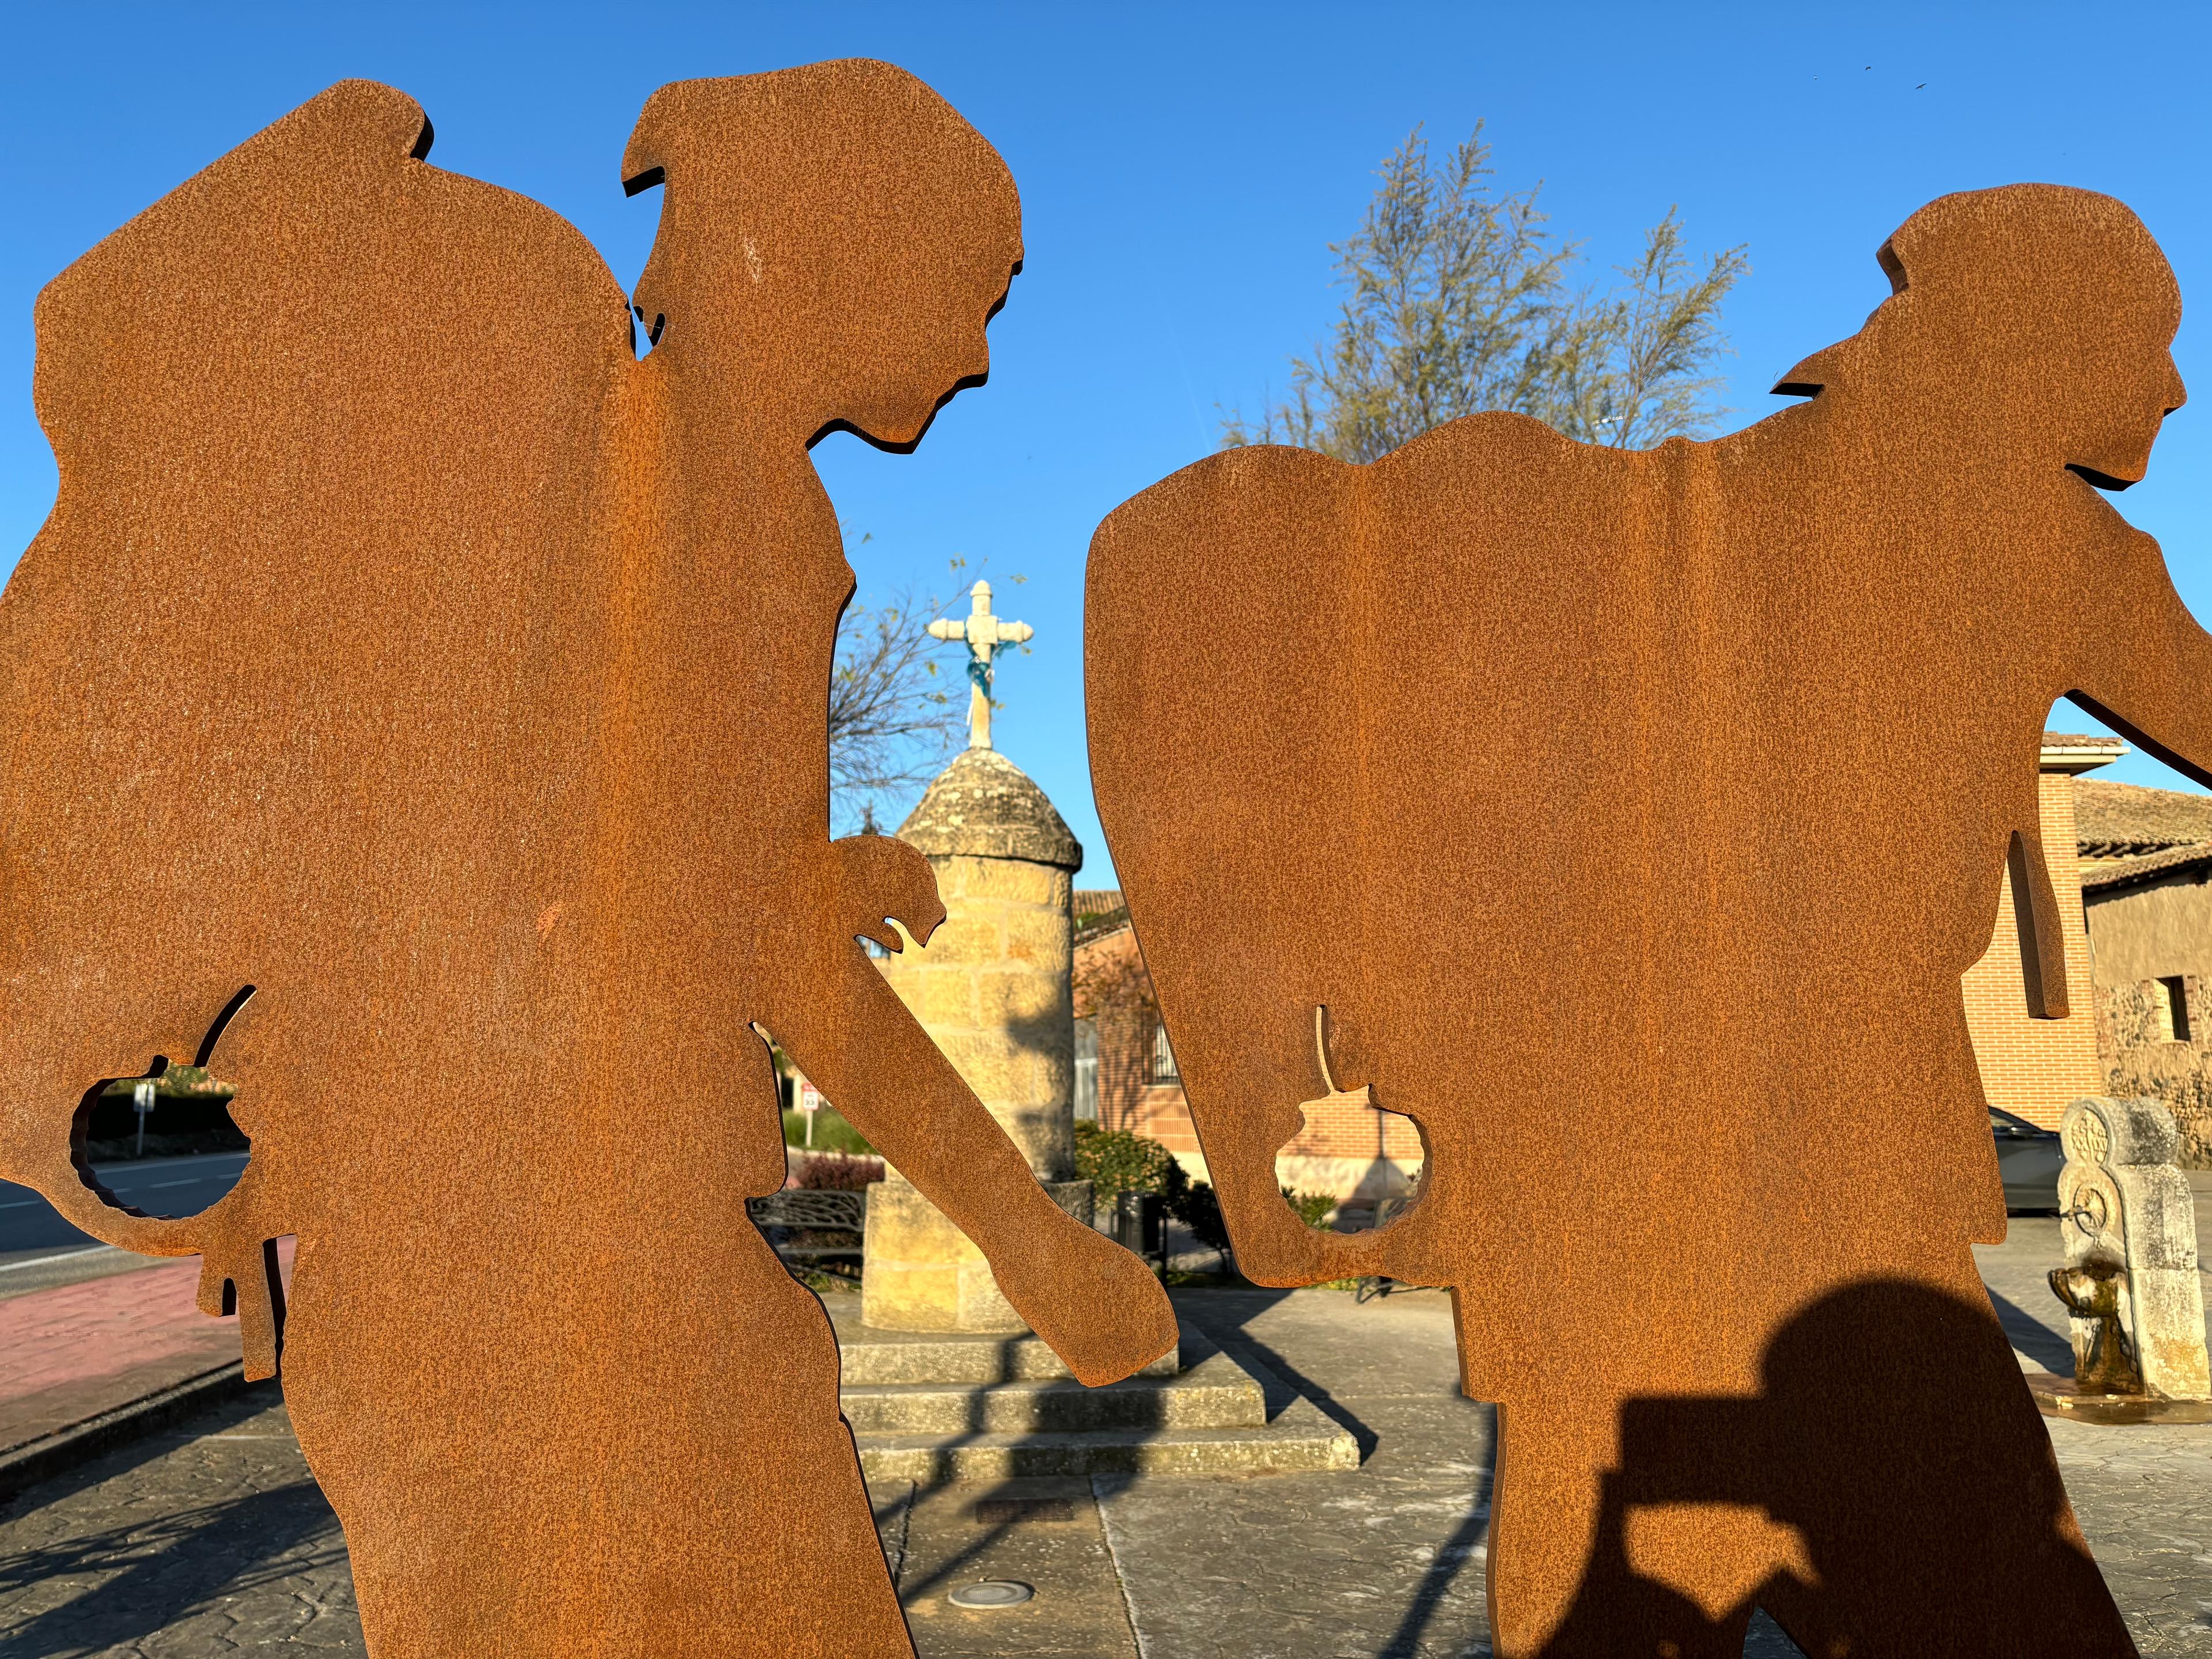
0, 1154, 249, 1298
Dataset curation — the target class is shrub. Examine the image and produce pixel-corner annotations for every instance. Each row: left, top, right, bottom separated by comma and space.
1073, 1122, 1179, 1202
792, 1152, 884, 1190
1072, 1124, 1241, 1259
1172, 1177, 1233, 1253
1282, 1188, 1338, 1229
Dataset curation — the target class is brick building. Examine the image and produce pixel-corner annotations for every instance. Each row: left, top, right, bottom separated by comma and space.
1076, 732, 2186, 1200
1073, 897, 1423, 1205
1956, 735, 2124, 1128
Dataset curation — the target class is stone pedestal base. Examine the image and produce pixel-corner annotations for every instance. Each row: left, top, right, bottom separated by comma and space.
824, 1298, 1357, 1479
862, 1176, 1093, 1334
2028, 1376, 2212, 1425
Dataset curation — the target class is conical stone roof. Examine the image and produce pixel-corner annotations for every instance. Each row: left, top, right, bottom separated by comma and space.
897, 748, 1082, 870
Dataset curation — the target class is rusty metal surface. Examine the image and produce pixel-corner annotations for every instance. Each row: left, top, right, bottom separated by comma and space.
0, 63, 1173, 1657
1086, 184, 2191, 1656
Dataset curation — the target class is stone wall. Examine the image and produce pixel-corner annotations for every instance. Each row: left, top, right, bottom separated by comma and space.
2094, 979, 2212, 1169
2082, 868, 2212, 984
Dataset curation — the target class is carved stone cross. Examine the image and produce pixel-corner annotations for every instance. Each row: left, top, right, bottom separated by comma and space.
928, 578, 1032, 751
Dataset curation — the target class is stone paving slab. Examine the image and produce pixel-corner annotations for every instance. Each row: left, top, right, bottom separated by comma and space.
889, 1476, 1139, 1659
2048, 1418, 2212, 1656
0, 1391, 355, 1656
1096, 1391, 1497, 1658
0, 1261, 2206, 1655
0, 1266, 240, 1458
0, 1242, 294, 1462
1099, 1289, 1501, 1658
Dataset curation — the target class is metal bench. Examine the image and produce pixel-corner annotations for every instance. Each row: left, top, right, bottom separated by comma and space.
746, 1188, 869, 1264
1355, 1188, 1420, 1302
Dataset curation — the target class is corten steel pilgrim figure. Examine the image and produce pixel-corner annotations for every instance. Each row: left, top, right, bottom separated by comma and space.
0, 63, 1174, 1657
1086, 184, 2191, 1657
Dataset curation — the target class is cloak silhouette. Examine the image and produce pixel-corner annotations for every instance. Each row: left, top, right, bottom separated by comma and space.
1086, 183, 2188, 1656
0, 64, 1173, 1657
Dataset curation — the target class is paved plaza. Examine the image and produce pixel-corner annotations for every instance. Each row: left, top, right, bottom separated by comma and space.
1, 1205, 2207, 1657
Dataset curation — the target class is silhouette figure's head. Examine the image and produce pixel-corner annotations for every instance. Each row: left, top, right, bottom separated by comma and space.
624, 61, 1022, 450
1777, 184, 2184, 488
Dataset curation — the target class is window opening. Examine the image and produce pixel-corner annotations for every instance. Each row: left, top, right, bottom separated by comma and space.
2158, 976, 2191, 1043
1073, 1017, 1099, 1121
1150, 1020, 1179, 1084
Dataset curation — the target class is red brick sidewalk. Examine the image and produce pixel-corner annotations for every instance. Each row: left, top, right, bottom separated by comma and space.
0, 1240, 295, 1454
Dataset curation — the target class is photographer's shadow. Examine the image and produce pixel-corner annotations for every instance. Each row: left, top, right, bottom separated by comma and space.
1534, 1279, 2129, 1658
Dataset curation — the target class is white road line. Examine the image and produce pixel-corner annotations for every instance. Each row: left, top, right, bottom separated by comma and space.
149, 1179, 210, 1190
0, 1245, 120, 1273
86, 1153, 249, 1178
0, 1201, 38, 1211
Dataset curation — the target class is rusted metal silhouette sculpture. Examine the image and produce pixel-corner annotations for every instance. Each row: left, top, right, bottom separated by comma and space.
1089, 184, 2186, 1656
0, 65, 1174, 1657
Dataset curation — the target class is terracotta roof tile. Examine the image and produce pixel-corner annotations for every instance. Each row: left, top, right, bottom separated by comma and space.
2074, 778, 2212, 859
2080, 840, 2212, 892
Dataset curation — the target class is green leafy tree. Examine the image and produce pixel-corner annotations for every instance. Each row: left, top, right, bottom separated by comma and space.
1281, 1188, 1339, 1229
1223, 125, 1748, 460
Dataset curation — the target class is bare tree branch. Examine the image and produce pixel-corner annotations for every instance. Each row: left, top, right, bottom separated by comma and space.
828, 578, 961, 833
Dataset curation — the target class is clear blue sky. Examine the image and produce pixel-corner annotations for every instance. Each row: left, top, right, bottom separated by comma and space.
5, 5, 2207, 884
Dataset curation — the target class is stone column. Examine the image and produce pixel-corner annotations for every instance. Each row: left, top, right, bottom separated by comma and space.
862, 747, 1091, 1332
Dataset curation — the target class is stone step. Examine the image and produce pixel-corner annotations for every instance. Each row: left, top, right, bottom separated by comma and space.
841, 1321, 1361, 1481
842, 1344, 1264, 1435
827, 1298, 1180, 1387
852, 1392, 1358, 1483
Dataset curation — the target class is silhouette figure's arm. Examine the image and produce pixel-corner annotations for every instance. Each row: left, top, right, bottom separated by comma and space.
2066, 521, 2212, 789
772, 835, 1179, 1387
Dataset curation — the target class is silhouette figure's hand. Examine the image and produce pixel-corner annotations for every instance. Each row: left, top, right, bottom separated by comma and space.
831, 834, 946, 953
990, 1210, 1179, 1387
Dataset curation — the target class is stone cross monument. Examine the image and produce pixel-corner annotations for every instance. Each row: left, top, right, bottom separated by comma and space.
927, 577, 1031, 752
862, 600, 1091, 1332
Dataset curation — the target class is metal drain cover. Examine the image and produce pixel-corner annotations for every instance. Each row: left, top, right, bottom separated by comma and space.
949, 1580, 1035, 1609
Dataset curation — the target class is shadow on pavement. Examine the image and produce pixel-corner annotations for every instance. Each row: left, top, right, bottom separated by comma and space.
1378, 1455, 1494, 1659
0, 1382, 282, 1520
895, 1479, 1033, 1603
1983, 1284, 2075, 1376
1173, 1286, 1384, 1457
0, 1459, 340, 1655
